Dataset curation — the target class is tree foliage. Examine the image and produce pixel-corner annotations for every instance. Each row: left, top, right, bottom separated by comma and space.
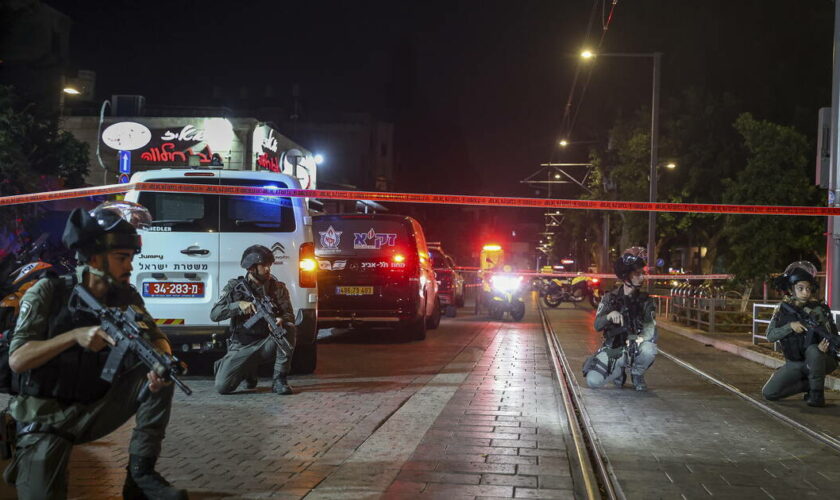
0, 85, 89, 248
721, 113, 822, 282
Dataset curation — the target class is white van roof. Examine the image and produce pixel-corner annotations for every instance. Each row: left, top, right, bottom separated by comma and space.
130, 169, 302, 189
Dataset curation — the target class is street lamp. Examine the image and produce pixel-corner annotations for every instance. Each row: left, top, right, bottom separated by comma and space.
559, 139, 569, 147
665, 162, 676, 170
582, 50, 662, 278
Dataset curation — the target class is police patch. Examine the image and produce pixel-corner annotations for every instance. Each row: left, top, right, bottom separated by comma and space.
16, 301, 32, 329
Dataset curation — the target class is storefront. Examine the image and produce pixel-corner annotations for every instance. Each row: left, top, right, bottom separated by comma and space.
63, 116, 318, 188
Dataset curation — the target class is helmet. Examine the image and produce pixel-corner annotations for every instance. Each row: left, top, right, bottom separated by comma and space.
614, 246, 647, 282
240, 245, 275, 270
62, 201, 150, 261
773, 260, 819, 294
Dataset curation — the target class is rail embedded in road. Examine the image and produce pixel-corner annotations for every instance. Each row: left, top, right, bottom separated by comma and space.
539, 304, 622, 500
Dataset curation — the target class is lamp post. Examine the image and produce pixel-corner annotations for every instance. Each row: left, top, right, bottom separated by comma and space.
581, 50, 662, 274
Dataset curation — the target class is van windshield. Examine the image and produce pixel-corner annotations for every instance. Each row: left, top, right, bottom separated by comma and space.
137, 177, 295, 233
314, 218, 411, 256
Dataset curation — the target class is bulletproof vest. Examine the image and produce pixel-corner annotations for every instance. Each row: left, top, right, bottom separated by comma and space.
603, 290, 648, 348
16, 276, 132, 404
778, 304, 823, 362
228, 277, 277, 346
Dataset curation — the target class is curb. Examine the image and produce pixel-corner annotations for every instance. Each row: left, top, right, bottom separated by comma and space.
658, 319, 840, 392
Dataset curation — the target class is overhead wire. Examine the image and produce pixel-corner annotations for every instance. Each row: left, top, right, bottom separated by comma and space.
544, 0, 619, 238
566, 0, 620, 141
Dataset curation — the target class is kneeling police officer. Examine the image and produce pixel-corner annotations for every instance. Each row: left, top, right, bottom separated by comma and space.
3, 202, 187, 499
762, 261, 838, 407
583, 247, 658, 391
211, 245, 297, 395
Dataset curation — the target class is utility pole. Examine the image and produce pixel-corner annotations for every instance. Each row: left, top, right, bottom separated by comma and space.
828, 1, 840, 307
647, 52, 662, 279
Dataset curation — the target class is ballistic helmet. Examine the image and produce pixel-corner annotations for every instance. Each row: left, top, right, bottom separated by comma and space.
62, 201, 150, 262
773, 260, 819, 294
614, 246, 647, 282
240, 245, 274, 270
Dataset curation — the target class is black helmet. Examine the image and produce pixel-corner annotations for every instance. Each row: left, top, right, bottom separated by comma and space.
614, 246, 647, 282
62, 201, 150, 262
773, 261, 819, 294
240, 245, 275, 269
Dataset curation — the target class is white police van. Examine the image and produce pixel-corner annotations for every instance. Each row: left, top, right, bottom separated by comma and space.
123, 169, 318, 373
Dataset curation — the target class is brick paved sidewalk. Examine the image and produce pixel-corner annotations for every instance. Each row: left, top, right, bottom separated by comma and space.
376, 308, 575, 499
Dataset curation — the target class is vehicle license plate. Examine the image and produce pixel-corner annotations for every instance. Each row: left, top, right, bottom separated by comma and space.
142, 282, 205, 298
336, 286, 374, 296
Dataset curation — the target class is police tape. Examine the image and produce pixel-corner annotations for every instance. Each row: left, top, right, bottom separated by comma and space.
452, 269, 733, 280
0, 181, 839, 217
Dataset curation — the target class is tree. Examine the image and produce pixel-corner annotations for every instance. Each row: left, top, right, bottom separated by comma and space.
575, 89, 746, 273
0, 85, 89, 253
721, 113, 823, 284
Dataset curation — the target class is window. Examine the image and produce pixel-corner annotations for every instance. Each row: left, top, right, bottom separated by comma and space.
219, 179, 296, 233
138, 178, 219, 232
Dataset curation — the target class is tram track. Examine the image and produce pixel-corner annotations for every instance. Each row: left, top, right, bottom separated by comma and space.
540, 303, 840, 499
539, 304, 623, 500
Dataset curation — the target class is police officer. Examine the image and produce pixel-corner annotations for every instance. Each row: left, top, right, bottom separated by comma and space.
583, 247, 658, 391
211, 245, 297, 395
3, 202, 187, 499
762, 261, 837, 407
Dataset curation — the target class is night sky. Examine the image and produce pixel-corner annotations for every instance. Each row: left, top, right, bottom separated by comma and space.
46, 0, 835, 197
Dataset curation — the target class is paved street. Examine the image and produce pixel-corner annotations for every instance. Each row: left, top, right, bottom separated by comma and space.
0, 298, 573, 499
546, 304, 840, 499
5, 298, 840, 499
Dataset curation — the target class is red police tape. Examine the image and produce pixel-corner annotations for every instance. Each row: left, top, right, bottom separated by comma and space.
0, 181, 839, 216
451, 268, 733, 280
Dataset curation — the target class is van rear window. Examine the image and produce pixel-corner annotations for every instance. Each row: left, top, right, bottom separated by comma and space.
314, 218, 411, 256
137, 177, 295, 233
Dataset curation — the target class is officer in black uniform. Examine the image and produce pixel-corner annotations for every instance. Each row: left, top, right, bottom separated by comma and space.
211, 245, 297, 395
762, 261, 838, 407
584, 247, 658, 391
3, 202, 187, 500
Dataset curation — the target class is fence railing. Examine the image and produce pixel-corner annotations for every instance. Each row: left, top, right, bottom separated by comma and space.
659, 294, 756, 333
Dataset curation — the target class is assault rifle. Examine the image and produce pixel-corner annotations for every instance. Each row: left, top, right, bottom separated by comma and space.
777, 301, 840, 354
603, 293, 646, 366
233, 278, 293, 357
70, 285, 191, 401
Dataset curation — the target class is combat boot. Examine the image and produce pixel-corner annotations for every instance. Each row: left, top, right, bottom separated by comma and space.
272, 375, 293, 395
244, 374, 258, 389
807, 390, 826, 407
123, 455, 188, 500
613, 370, 626, 388
631, 374, 647, 391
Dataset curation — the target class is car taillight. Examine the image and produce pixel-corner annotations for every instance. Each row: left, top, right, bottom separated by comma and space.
592, 278, 600, 284
393, 254, 406, 263
299, 242, 316, 287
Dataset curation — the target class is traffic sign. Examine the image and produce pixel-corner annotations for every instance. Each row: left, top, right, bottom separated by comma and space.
118, 174, 130, 184
119, 150, 131, 174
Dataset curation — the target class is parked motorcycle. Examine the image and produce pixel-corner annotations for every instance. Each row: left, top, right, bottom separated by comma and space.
541, 275, 601, 309
0, 234, 71, 338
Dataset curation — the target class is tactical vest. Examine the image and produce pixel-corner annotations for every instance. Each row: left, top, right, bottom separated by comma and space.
778, 303, 824, 362
228, 277, 277, 346
15, 276, 116, 404
602, 290, 650, 348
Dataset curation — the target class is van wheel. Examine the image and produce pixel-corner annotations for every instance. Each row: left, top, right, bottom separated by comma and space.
427, 297, 442, 329
445, 305, 457, 318
290, 343, 317, 374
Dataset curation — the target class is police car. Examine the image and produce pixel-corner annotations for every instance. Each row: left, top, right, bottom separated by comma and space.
123, 169, 318, 373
